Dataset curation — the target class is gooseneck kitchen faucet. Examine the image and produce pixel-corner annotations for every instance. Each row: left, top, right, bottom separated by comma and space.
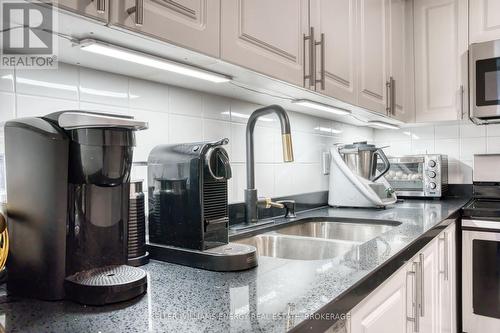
245, 105, 295, 224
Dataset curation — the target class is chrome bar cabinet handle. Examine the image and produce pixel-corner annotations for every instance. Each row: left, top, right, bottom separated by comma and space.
96, 0, 105, 13
386, 79, 391, 116
315, 33, 325, 90
390, 76, 396, 116
406, 262, 419, 332
127, 0, 144, 26
419, 253, 424, 317
303, 27, 315, 87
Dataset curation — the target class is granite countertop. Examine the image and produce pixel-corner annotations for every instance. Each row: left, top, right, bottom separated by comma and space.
0, 197, 469, 333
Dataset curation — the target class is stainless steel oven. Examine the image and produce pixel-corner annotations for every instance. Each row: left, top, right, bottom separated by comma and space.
380, 154, 448, 197
462, 154, 500, 332
462, 219, 500, 332
470, 40, 500, 124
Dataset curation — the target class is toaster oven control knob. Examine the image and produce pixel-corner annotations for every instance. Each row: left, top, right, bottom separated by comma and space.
428, 171, 436, 178
428, 160, 436, 168
429, 182, 437, 190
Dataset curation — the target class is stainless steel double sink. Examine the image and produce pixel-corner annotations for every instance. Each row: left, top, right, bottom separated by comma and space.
234, 218, 400, 261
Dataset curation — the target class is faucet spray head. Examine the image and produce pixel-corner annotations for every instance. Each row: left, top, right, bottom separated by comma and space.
282, 133, 294, 162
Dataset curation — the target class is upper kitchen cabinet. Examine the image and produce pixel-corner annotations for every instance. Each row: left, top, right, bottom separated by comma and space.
309, 0, 358, 105
109, 0, 220, 58
414, 0, 468, 122
45, 0, 109, 22
388, 0, 414, 122
470, 0, 500, 43
356, 0, 390, 115
220, 0, 309, 87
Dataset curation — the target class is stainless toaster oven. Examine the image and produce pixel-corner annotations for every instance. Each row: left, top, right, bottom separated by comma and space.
380, 154, 448, 197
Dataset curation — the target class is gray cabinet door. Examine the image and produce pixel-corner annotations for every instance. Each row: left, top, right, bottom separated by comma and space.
388, 0, 414, 122
414, 0, 468, 122
220, 0, 309, 87
310, 0, 358, 105
356, 0, 390, 115
109, 0, 220, 58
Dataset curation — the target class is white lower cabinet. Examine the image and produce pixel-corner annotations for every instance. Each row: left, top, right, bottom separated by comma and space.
349, 266, 409, 333
349, 221, 456, 333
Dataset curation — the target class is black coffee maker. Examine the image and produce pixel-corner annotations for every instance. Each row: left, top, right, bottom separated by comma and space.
147, 139, 258, 271
5, 111, 148, 305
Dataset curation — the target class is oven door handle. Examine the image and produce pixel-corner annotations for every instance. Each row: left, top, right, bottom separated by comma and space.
462, 219, 500, 231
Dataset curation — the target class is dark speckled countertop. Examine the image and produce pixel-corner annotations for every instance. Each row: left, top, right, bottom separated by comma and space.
0, 197, 469, 333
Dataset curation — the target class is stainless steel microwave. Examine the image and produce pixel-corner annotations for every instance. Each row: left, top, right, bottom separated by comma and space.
379, 155, 448, 198
470, 40, 500, 124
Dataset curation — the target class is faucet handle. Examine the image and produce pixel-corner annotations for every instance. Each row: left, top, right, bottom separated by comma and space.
259, 197, 285, 209
277, 200, 296, 218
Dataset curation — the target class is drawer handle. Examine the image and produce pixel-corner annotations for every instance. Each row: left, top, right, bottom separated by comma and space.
127, 0, 144, 26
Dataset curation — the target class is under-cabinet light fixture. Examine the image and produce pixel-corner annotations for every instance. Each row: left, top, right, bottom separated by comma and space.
78, 39, 232, 83
291, 99, 351, 116
367, 121, 400, 130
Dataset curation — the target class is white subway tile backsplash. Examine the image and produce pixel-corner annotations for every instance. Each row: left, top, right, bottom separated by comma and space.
231, 163, 246, 202
202, 93, 231, 121
253, 126, 276, 163
0, 92, 15, 122
203, 119, 231, 158
460, 121, 486, 138
411, 126, 435, 140
129, 78, 169, 112
6, 62, 376, 203
17, 94, 78, 118
0, 69, 14, 92
434, 124, 459, 139
274, 163, 295, 197
289, 111, 318, 133
15, 63, 78, 100
79, 67, 129, 107
79, 102, 130, 115
229, 122, 246, 163
131, 109, 169, 161
292, 131, 321, 164
435, 139, 460, 160
169, 114, 203, 143
169, 86, 202, 117
294, 164, 321, 194
486, 124, 500, 137
487, 136, 500, 153
385, 140, 411, 157
255, 164, 275, 198
460, 137, 486, 161
203, 119, 231, 142
230, 99, 277, 127
411, 139, 435, 154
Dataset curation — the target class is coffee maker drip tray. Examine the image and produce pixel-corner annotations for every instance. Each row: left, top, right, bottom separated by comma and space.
64, 265, 147, 305
148, 242, 258, 272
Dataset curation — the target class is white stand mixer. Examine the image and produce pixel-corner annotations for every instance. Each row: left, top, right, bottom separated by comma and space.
328, 142, 397, 208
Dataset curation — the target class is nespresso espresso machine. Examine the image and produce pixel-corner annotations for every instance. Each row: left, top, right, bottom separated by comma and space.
5, 111, 148, 305
147, 138, 257, 271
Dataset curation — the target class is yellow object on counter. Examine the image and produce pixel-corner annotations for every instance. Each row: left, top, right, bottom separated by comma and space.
0, 212, 8, 270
